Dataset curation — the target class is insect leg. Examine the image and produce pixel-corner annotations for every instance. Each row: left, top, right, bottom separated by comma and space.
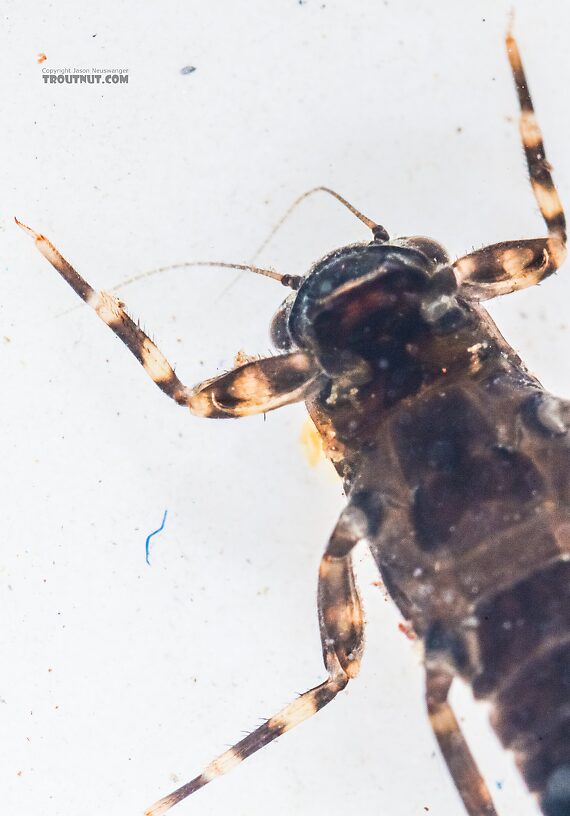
318, 496, 371, 677
426, 668, 498, 816
506, 26, 566, 242
17, 221, 322, 416
145, 498, 368, 816
452, 235, 565, 300
452, 28, 566, 301
185, 352, 321, 417
145, 673, 350, 816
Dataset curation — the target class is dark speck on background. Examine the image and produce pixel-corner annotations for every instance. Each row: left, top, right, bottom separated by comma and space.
180, 65, 196, 75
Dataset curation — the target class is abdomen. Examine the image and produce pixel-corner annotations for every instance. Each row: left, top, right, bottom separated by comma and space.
362, 370, 570, 814
473, 557, 570, 815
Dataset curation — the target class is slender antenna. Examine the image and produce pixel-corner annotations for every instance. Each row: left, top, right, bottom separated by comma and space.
15, 216, 303, 295
111, 260, 303, 293
253, 185, 387, 261
309, 186, 379, 230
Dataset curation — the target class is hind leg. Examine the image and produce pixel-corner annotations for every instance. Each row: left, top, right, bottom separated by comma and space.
426, 668, 498, 816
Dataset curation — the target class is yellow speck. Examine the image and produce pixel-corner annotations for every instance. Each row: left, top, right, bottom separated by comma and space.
233, 349, 259, 367
300, 415, 323, 467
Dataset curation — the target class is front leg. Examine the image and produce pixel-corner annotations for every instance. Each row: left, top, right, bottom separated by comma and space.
452, 28, 566, 301
453, 237, 565, 301
17, 220, 321, 417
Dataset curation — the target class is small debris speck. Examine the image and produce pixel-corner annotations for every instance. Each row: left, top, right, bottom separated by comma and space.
180, 65, 196, 76
398, 621, 417, 641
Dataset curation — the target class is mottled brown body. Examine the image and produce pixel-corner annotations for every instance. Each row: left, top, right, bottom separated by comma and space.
18, 21, 570, 816
308, 290, 570, 804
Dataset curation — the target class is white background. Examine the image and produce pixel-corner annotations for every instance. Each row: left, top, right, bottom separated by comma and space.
2, 2, 570, 815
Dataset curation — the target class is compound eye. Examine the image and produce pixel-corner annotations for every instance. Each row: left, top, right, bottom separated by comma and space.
270, 294, 296, 350
399, 236, 450, 266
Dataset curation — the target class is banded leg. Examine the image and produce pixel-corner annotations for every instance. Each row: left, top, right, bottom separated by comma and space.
426, 669, 498, 816
145, 497, 370, 816
318, 496, 370, 678
453, 28, 566, 301
507, 27, 566, 241
17, 221, 321, 417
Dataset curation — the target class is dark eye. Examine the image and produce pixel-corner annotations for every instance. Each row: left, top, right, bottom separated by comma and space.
270, 294, 296, 350
398, 236, 450, 266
